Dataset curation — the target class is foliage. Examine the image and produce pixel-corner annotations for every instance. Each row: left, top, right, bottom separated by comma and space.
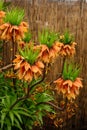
0, 74, 54, 130
23, 32, 32, 43
39, 29, 59, 48
59, 31, 74, 45
0, 0, 11, 11
0, 0, 4, 11
4, 8, 24, 25
62, 61, 80, 81
19, 45, 40, 65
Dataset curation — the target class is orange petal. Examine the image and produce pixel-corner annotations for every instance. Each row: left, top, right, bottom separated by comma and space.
67, 92, 76, 100
49, 48, 56, 58
13, 55, 23, 63
18, 66, 25, 79
20, 22, 28, 27
14, 61, 23, 70
54, 78, 63, 84
61, 88, 67, 94
0, 23, 10, 30
24, 62, 31, 71
55, 41, 64, 47
40, 45, 49, 53
24, 69, 33, 81
74, 87, 79, 95
31, 65, 40, 73
64, 45, 71, 49
35, 61, 44, 68
0, 11, 5, 18
63, 80, 73, 87
71, 42, 77, 47
60, 50, 67, 56
53, 44, 61, 53
9, 25, 19, 33
73, 78, 83, 88
42, 52, 49, 62
1, 27, 9, 39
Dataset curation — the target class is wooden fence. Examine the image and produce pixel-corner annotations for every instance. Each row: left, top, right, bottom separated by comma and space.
2, 0, 87, 130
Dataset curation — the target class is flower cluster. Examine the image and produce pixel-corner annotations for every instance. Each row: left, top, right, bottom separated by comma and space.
0, 22, 28, 42
58, 42, 77, 56
54, 77, 83, 100
0, 8, 28, 42
13, 54, 44, 82
38, 42, 61, 63
54, 62, 83, 100
58, 32, 77, 56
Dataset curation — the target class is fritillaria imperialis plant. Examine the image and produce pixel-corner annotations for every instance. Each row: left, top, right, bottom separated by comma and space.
38, 30, 61, 63
0, 3, 83, 130
58, 31, 77, 56
0, 7, 28, 42
13, 45, 44, 82
54, 62, 83, 100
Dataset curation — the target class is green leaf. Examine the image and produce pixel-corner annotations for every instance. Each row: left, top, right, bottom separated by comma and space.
39, 30, 58, 48
37, 112, 43, 124
19, 45, 40, 65
23, 32, 32, 43
59, 31, 74, 45
5, 96, 11, 107
18, 109, 31, 117
9, 111, 14, 125
1, 112, 7, 128
36, 93, 53, 103
4, 8, 24, 25
7, 125, 11, 130
13, 110, 22, 124
62, 61, 80, 81
37, 104, 53, 112
14, 118, 22, 130
0, 0, 4, 11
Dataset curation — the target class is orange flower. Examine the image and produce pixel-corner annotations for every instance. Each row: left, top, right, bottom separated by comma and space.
39, 45, 50, 63
0, 21, 28, 42
19, 22, 28, 33
0, 11, 5, 25
58, 42, 77, 56
13, 55, 24, 70
13, 55, 44, 82
0, 23, 11, 40
54, 77, 83, 100
49, 42, 62, 59
0, 11, 5, 18
39, 43, 61, 63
